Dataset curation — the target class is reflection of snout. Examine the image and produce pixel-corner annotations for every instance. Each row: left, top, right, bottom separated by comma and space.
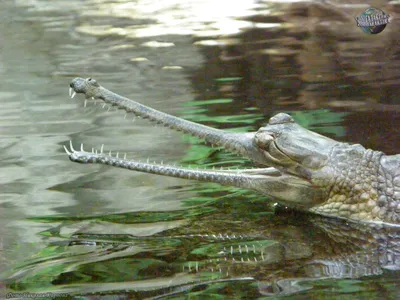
254, 131, 275, 149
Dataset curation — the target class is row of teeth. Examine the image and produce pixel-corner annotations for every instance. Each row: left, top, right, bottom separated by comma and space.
69, 87, 76, 99
63, 141, 127, 160
65, 89, 243, 170
64, 141, 248, 172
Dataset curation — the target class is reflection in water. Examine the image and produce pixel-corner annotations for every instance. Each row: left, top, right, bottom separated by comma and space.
5, 209, 400, 298
1, 0, 400, 298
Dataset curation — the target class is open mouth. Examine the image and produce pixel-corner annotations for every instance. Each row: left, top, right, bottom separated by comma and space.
63, 77, 319, 209
64, 77, 303, 180
64, 81, 272, 177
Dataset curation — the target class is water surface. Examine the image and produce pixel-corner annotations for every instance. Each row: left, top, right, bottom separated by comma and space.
1, 0, 399, 299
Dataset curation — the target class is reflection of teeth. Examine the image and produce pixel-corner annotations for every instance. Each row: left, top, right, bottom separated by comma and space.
71, 92, 76, 98
69, 87, 72, 97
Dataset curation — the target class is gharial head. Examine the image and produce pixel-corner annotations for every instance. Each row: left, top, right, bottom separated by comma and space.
251, 113, 338, 182
67, 77, 399, 224
253, 113, 400, 223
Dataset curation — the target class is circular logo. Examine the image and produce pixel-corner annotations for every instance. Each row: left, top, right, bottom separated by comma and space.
355, 7, 390, 34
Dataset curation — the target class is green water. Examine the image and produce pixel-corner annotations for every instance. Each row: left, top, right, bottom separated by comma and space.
1, 0, 399, 299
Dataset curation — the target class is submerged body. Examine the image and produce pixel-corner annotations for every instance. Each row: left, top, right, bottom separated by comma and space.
65, 77, 400, 225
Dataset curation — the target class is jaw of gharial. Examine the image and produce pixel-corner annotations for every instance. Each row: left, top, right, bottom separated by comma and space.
69, 77, 269, 164
65, 77, 339, 210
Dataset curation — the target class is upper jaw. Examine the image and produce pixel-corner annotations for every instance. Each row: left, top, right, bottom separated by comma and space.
67, 78, 304, 174
69, 77, 86, 99
70, 77, 86, 92
69, 77, 101, 99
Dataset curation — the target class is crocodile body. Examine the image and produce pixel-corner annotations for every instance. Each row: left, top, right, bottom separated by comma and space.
65, 77, 400, 225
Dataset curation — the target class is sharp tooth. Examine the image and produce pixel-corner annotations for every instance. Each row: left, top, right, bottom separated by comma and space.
69, 140, 75, 152
71, 92, 76, 99
63, 145, 71, 155
69, 87, 72, 97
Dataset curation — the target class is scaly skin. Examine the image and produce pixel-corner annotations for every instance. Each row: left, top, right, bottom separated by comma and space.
65, 77, 400, 225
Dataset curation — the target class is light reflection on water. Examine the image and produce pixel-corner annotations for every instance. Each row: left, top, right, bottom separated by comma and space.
1, 0, 400, 298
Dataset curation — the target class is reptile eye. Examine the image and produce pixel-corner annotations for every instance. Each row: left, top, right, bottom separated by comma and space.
268, 113, 294, 125
88, 78, 92, 81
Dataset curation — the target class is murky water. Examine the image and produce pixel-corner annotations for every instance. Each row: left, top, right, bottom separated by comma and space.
1, 0, 399, 298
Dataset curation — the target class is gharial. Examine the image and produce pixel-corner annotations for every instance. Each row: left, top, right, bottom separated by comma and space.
64, 77, 400, 225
